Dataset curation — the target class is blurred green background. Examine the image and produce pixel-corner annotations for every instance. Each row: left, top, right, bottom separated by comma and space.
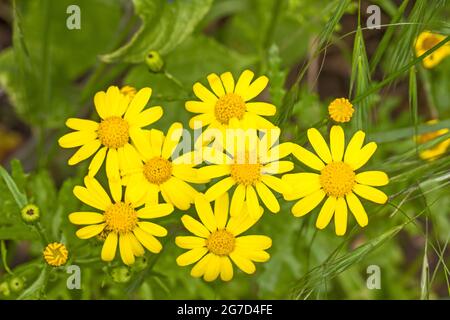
0, 0, 449, 299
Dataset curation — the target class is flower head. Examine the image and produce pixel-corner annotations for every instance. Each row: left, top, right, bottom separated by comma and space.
415, 31, 450, 68
175, 194, 271, 282
328, 98, 354, 123
43, 242, 69, 267
21, 204, 40, 223
185, 70, 276, 143
58, 86, 163, 193
283, 126, 389, 236
123, 122, 207, 210
69, 176, 173, 265
199, 128, 294, 218
416, 120, 450, 160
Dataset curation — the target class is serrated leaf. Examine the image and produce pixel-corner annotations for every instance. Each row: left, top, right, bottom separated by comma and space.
101, 0, 213, 63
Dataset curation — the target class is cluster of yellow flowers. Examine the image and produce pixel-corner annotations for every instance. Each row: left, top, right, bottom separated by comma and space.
58, 70, 389, 281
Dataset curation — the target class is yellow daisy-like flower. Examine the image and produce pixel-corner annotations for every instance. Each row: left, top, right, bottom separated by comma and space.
328, 98, 354, 123
176, 194, 271, 282
185, 70, 276, 141
415, 31, 450, 68
199, 128, 294, 218
283, 126, 389, 236
58, 86, 163, 198
416, 120, 450, 160
123, 122, 207, 211
69, 176, 174, 265
43, 242, 69, 267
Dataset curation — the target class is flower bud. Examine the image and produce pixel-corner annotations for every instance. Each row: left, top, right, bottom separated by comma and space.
21, 204, 40, 223
131, 256, 148, 272
9, 277, 25, 293
111, 266, 132, 283
145, 51, 164, 73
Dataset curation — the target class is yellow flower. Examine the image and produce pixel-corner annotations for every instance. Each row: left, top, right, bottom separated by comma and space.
69, 176, 174, 265
328, 98, 354, 123
58, 86, 163, 198
185, 70, 276, 142
199, 128, 294, 218
175, 194, 271, 282
416, 120, 450, 160
415, 31, 450, 68
283, 126, 389, 236
43, 242, 69, 267
122, 122, 207, 211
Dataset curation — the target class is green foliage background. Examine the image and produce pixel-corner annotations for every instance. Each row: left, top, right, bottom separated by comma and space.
0, 0, 449, 299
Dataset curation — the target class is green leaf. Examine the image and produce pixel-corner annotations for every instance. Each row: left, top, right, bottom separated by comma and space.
101, 0, 213, 63
0, 165, 27, 209
1, 240, 13, 275
17, 265, 50, 300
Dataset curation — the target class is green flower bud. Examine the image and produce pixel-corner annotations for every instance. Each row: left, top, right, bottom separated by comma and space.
0, 282, 10, 297
131, 256, 148, 272
9, 277, 25, 293
145, 51, 164, 73
21, 204, 40, 223
110, 266, 132, 284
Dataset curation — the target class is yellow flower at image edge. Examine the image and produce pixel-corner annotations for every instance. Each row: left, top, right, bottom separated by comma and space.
199, 128, 295, 218
43, 242, 69, 267
416, 120, 450, 160
185, 70, 277, 140
283, 126, 389, 235
123, 122, 208, 211
328, 98, 354, 123
58, 86, 163, 196
69, 176, 174, 265
415, 31, 450, 68
176, 194, 271, 282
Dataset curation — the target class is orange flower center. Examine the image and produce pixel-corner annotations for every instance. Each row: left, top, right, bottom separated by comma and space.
97, 116, 130, 149
206, 230, 235, 256
320, 162, 355, 197
214, 93, 246, 125
143, 157, 173, 185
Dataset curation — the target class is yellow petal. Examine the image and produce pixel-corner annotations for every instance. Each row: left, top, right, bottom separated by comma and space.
234, 247, 270, 262
193, 82, 218, 104
161, 179, 191, 210
124, 87, 152, 122
194, 194, 217, 233
230, 184, 246, 217
291, 144, 325, 171
315, 196, 336, 229
198, 165, 231, 179
185, 101, 214, 113
137, 203, 174, 219
130, 106, 163, 128
205, 177, 235, 202
346, 192, 368, 227
282, 173, 321, 200
105, 86, 121, 117
245, 102, 275, 115
176, 247, 208, 266
207, 73, 225, 97
69, 212, 105, 225
245, 185, 260, 219
352, 142, 378, 170
119, 233, 135, 266
73, 186, 106, 210
219, 256, 233, 281
234, 70, 254, 97
189, 113, 214, 129
235, 235, 272, 250
76, 223, 105, 239
161, 122, 183, 159
261, 175, 290, 194
66, 118, 98, 131
101, 232, 118, 261
150, 129, 164, 157
133, 227, 163, 253
203, 254, 221, 282
68, 140, 101, 165
214, 192, 229, 229
129, 127, 153, 160
191, 253, 212, 278
291, 189, 325, 217
181, 215, 210, 238
262, 161, 293, 174
242, 75, 268, 101
226, 204, 261, 236
220, 72, 235, 94
94, 91, 109, 119
137, 221, 167, 237
352, 184, 388, 204
343, 130, 365, 164
255, 182, 280, 213
83, 176, 112, 207
330, 125, 345, 162
308, 128, 332, 163
229, 251, 255, 274
175, 236, 206, 249
334, 197, 348, 236
263, 142, 294, 163
88, 146, 107, 177
355, 171, 389, 186
58, 131, 98, 148
129, 232, 145, 257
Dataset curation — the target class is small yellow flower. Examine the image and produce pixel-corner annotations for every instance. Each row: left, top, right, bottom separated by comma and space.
58, 86, 163, 198
283, 126, 389, 236
328, 98, 354, 123
185, 70, 276, 142
123, 122, 207, 211
415, 31, 450, 68
199, 128, 294, 218
43, 242, 69, 267
69, 176, 174, 265
120, 85, 137, 100
176, 194, 271, 282
416, 120, 450, 160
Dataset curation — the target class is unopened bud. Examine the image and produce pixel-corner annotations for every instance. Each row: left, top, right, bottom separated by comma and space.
145, 51, 164, 73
